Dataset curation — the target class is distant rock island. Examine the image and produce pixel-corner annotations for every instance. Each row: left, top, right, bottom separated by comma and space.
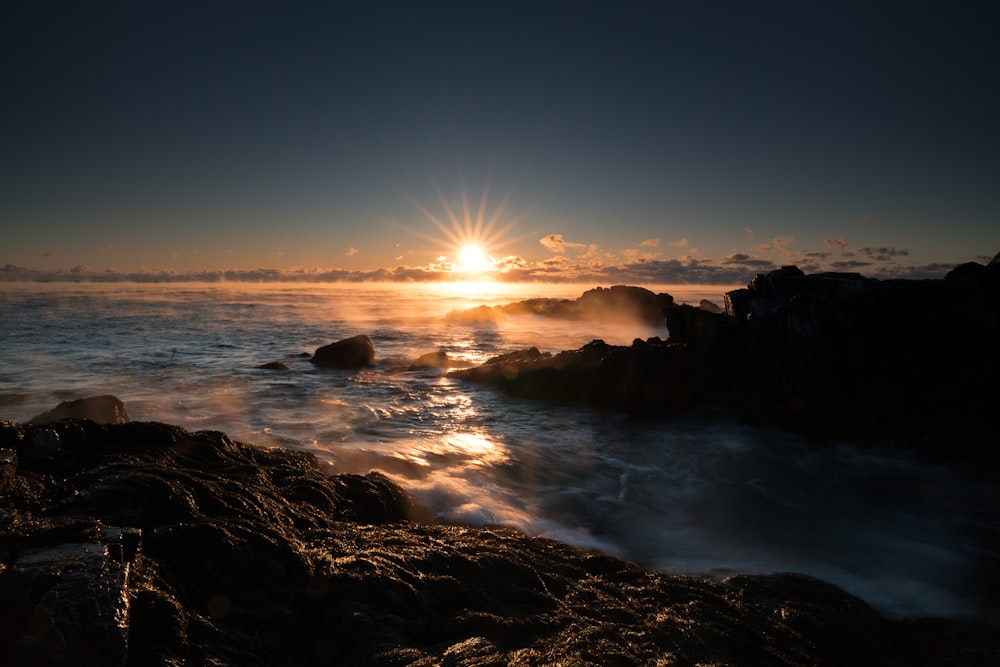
451, 254, 1000, 460
445, 284, 681, 326
3, 403, 997, 665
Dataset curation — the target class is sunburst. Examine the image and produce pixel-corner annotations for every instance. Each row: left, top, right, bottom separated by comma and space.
398, 170, 536, 280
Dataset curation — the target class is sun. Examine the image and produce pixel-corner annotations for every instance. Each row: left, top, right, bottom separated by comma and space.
396, 169, 537, 283
456, 242, 492, 274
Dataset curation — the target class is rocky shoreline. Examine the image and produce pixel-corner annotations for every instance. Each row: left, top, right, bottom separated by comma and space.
449, 256, 1000, 462
3, 258, 1000, 665
2, 406, 998, 666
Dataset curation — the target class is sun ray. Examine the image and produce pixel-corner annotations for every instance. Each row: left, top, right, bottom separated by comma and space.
391, 165, 535, 283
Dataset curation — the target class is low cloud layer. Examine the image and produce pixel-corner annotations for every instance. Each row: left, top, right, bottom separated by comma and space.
1, 236, 982, 284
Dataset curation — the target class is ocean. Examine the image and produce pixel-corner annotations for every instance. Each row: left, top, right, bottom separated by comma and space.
1, 281, 996, 623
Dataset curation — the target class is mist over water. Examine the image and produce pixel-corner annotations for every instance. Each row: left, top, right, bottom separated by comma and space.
1, 282, 997, 623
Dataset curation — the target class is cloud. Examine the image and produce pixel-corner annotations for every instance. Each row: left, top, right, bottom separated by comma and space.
668, 238, 688, 248
858, 246, 909, 261
539, 234, 566, 252
639, 238, 660, 247
830, 260, 872, 270
346, 247, 358, 257
825, 237, 850, 250
38, 249, 55, 257
744, 227, 754, 239
772, 235, 795, 251
723, 252, 777, 269
539, 234, 587, 253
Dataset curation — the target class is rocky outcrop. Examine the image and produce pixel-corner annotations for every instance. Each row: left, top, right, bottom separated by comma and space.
29, 394, 129, 425
2, 416, 996, 665
447, 285, 675, 327
311, 335, 376, 369
451, 258, 1000, 454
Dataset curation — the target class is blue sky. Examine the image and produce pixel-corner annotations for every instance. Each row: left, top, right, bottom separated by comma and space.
2, 1, 997, 283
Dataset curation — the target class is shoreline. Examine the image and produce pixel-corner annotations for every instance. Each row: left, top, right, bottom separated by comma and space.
3, 412, 997, 665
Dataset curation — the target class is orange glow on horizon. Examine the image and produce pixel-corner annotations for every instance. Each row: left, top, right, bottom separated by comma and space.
397, 170, 537, 283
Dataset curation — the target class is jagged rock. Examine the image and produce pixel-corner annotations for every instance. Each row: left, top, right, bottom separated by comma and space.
29, 394, 129, 425
4, 417, 997, 665
311, 335, 375, 369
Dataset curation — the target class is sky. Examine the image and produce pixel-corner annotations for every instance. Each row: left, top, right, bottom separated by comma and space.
2, 1, 998, 284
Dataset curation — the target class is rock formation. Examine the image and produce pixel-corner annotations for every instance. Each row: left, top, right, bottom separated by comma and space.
29, 394, 129, 425
446, 285, 675, 327
2, 415, 995, 665
451, 257, 1000, 456
311, 334, 376, 369
408, 350, 452, 370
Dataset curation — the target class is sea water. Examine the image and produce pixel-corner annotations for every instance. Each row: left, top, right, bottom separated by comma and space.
1, 281, 996, 622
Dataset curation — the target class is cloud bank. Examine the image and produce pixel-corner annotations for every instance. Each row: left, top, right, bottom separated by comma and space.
1, 236, 978, 284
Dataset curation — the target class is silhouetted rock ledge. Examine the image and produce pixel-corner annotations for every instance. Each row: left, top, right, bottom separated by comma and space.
450, 257, 1000, 459
4, 418, 998, 665
446, 285, 676, 326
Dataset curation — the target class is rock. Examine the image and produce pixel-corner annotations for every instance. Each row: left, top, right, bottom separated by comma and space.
29, 394, 129, 425
447, 286, 675, 327
409, 350, 451, 370
4, 418, 996, 665
451, 260, 1000, 455
4, 521, 137, 666
444, 304, 500, 325
257, 360, 290, 371
311, 335, 375, 369
698, 298, 722, 313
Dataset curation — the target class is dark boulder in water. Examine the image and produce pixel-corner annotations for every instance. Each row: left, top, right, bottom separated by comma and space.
3, 416, 996, 665
408, 349, 452, 370
257, 360, 290, 371
311, 334, 376, 369
29, 394, 129, 425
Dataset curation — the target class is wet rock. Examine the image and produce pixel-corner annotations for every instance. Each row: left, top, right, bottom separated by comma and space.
29, 394, 129, 425
452, 261, 1000, 456
312, 335, 375, 369
258, 360, 290, 371
409, 350, 452, 370
2, 418, 996, 665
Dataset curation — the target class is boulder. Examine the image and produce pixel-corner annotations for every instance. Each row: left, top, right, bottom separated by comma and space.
311, 335, 375, 369
257, 360, 290, 371
29, 394, 129, 425
409, 350, 451, 370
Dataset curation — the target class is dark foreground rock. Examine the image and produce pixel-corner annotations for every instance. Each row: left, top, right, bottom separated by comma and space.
311, 334, 376, 369
451, 257, 1000, 456
3, 418, 996, 666
28, 395, 129, 425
